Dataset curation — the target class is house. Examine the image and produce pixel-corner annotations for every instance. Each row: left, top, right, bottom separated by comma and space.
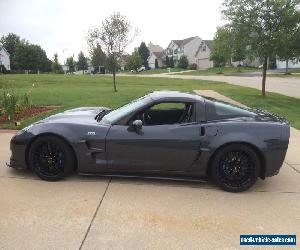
276, 59, 300, 70
166, 36, 214, 69
147, 42, 165, 69
195, 40, 214, 68
119, 54, 130, 71
148, 51, 165, 69
148, 42, 164, 53
0, 47, 11, 72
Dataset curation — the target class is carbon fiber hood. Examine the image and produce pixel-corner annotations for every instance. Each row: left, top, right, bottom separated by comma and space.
38, 107, 110, 124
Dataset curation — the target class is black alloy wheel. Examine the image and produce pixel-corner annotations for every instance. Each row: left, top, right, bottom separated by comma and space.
211, 144, 260, 192
28, 135, 75, 181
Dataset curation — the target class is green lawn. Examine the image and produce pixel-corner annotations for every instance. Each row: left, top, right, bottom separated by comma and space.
0, 74, 300, 129
177, 66, 258, 76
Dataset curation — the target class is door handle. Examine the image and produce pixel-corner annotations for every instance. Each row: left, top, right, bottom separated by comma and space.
200, 126, 205, 136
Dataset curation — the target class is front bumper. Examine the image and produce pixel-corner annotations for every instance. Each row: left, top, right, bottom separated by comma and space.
264, 147, 288, 177
7, 132, 33, 170
6, 159, 26, 170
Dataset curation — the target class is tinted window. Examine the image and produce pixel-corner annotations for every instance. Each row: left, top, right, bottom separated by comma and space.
150, 102, 186, 110
132, 102, 194, 125
206, 100, 256, 121
102, 96, 147, 124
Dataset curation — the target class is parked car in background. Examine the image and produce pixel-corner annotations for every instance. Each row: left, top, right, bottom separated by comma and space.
137, 66, 146, 72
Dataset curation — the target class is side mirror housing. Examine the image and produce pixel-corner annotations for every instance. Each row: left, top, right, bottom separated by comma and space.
132, 119, 143, 130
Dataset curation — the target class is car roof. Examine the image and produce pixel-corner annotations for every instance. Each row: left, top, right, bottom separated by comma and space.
149, 91, 204, 103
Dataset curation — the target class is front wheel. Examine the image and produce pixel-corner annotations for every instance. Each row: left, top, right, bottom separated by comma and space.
28, 135, 75, 181
211, 144, 261, 192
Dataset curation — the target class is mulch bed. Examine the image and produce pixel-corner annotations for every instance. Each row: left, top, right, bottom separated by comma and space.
0, 106, 59, 126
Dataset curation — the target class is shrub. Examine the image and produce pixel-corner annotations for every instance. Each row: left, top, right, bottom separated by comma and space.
189, 63, 197, 70
1, 91, 19, 121
21, 83, 34, 110
22, 93, 32, 110
178, 55, 189, 69
0, 84, 34, 122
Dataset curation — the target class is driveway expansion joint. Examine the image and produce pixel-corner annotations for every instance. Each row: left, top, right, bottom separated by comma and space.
285, 161, 300, 175
78, 178, 112, 250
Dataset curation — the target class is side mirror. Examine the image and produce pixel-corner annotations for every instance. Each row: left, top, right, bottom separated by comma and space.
132, 119, 143, 130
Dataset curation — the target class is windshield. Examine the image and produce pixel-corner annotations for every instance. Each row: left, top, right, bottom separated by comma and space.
101, 96, 148, 124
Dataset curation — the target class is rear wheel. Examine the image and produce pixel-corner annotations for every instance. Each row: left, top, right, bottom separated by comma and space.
211, 144, 260, 192
28, 135, 75, 181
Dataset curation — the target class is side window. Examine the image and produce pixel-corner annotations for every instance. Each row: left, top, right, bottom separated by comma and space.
205, 100, 256, 121
133, 102, 194, 126
150, 102, 185, 111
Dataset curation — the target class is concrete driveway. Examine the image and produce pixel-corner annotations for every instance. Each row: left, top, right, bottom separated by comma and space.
121, 73, 300, 99
0, 130, 299, 249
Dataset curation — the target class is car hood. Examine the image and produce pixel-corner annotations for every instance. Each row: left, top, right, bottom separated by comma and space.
37, 107, 111, 125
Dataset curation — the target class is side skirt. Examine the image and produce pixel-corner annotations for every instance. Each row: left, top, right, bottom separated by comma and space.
77, 171, 208, 183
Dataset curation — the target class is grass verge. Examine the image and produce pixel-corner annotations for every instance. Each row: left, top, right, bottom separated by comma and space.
176, 66, 258, 76
0, 74, 299, 129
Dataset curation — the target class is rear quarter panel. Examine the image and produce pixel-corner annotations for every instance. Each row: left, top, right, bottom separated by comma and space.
191, 120, 289, 176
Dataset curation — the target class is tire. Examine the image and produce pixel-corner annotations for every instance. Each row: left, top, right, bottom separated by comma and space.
28, 135, 75, 181
211, 144, 260, 192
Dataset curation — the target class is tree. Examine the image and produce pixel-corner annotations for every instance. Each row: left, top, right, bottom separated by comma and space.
77, 51, 88, 71
169, 56, 174, 68
231, 28, 247, 65
277, 26, 300, 73
51, 53, 63, 73
127, 48, 143, 71
0, 33, 25, 70
138, 42, 150, 68
87, 12, 138, 92
210, 26, 232, 68
223, 0, 300, 96
155, 59, 159, 69
13, 43, 51, 72
66, 56, 76, 72
178, 55, 189, 69
277, 38, 299, 74
90, 43, 106, 67
165, 56, 170, 67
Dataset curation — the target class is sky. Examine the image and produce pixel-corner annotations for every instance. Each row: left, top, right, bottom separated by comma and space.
0, 0, 225, 64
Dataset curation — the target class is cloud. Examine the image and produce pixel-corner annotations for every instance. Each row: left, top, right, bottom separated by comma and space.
0, 0, 224, 63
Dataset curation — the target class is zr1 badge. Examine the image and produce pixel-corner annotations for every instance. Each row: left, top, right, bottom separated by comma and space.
87, 131, 96, 136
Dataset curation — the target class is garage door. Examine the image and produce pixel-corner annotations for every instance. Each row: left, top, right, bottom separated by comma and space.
197, 59, 211, 69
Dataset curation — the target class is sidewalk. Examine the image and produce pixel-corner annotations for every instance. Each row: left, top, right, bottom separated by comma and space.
119, 73, 300, 99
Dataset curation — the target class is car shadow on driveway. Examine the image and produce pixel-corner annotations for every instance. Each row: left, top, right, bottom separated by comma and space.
2, 164, 296, 194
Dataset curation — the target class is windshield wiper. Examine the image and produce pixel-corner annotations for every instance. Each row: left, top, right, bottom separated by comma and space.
95, 109, 111, 122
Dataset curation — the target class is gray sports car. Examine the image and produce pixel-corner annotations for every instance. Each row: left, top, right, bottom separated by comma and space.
7, 91, 290, 192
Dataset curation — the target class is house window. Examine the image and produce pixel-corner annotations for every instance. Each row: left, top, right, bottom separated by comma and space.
202, 46, 206, 52
174, 49, 178, 54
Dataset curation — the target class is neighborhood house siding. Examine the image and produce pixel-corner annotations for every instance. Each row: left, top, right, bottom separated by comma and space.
195, 40, 214, 69
148, 52, 165, 69
184, 36, 202, 65
276, 59, 300, 69
0, 48, 10, 71
166, 37, 213, 69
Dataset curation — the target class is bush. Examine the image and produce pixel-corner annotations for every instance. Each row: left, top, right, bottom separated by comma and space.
178, 55, 189, 69
0, 84, 34, 122
189, 63, 197, 70
1, 91, 19, 121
